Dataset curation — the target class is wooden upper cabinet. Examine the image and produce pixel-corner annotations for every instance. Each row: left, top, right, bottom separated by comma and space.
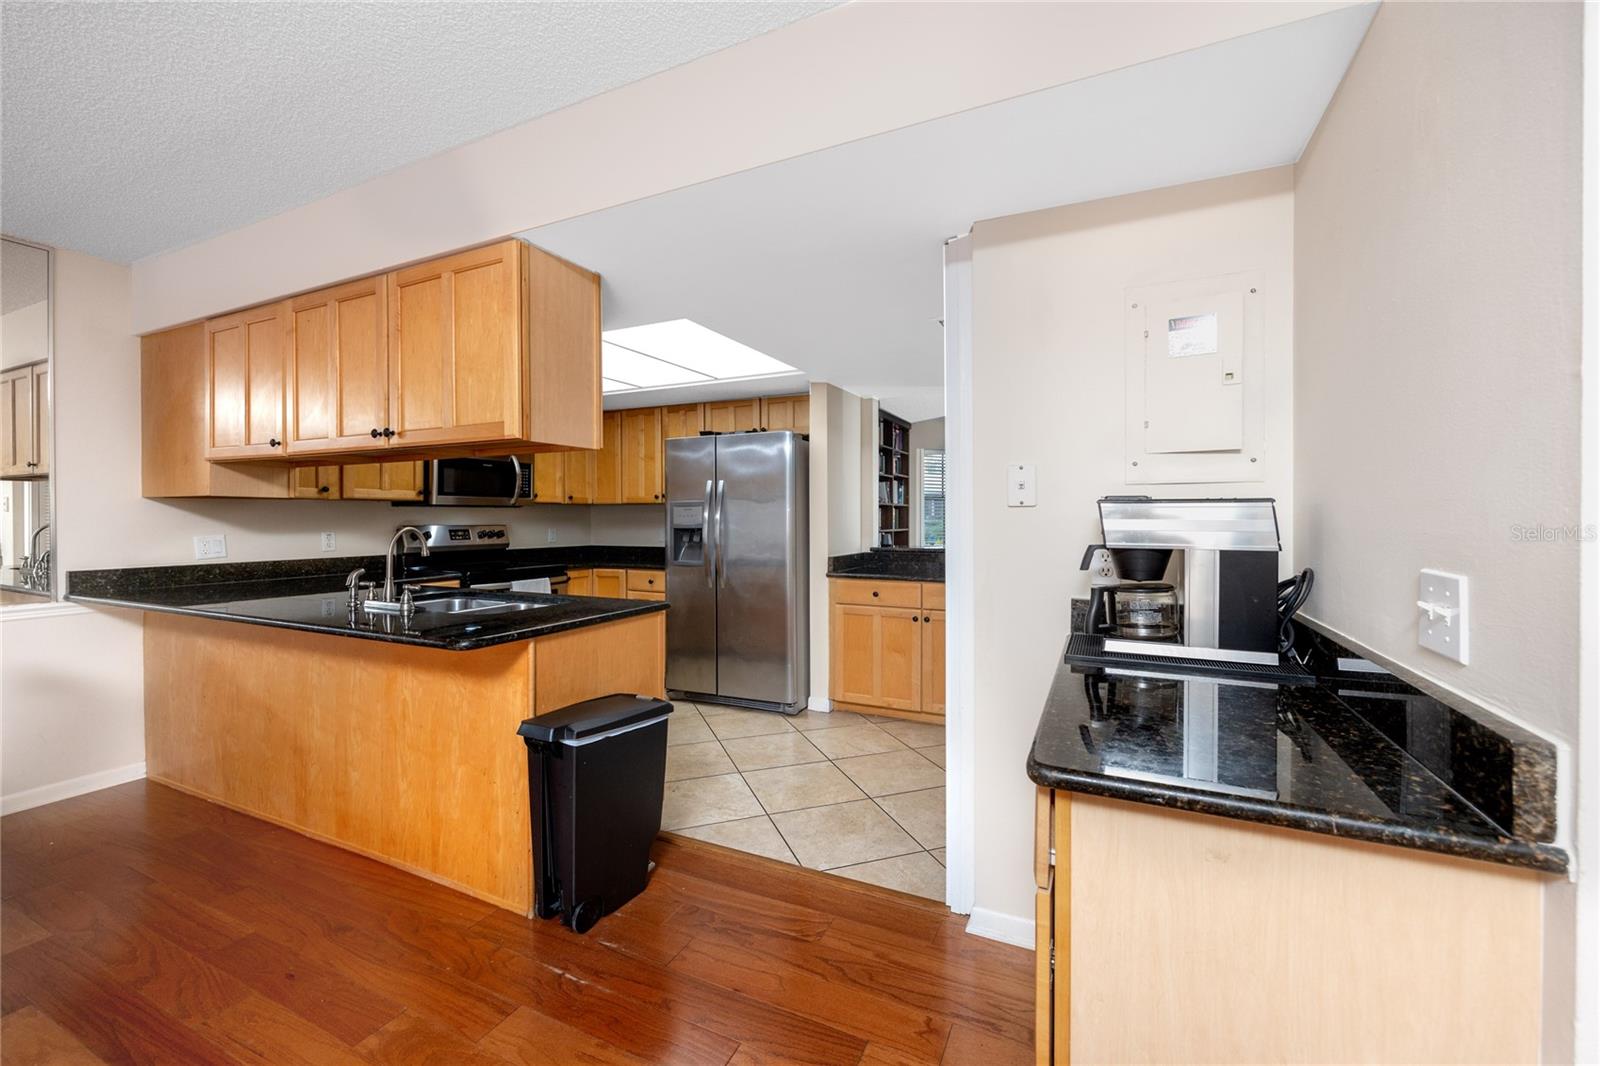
704, 398, 761, 434
594, 410, 624, 504
343, 460, 423, 502
29, 364, 49, 475
530, 454, 564, 504
205, 302, 289, 460
290, 465, 341, 500
389, 241, 523, 448
563, 449, 596, 504
661, 403, 704, 440
287, 276, 389, 454
0, 367, 32, 477
621, 406, 664, 503
762, 394, 809, 434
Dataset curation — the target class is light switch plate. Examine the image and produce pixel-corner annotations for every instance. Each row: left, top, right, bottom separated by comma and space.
1006, 464, 1036, 507
546, 529, 558, 543
320, 532, 337, 552
193, 534, 227, 561
1417, 569, 1468, 664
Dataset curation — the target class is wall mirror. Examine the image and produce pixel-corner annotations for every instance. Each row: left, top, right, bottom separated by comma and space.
0, 236, 54, 601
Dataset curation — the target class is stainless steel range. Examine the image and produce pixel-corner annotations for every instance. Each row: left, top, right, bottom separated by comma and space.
401, 524, 569, 593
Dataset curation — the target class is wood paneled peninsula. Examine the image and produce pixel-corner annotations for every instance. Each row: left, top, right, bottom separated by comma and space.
1027, 629, 1567, 1065
72, 566, 667, 916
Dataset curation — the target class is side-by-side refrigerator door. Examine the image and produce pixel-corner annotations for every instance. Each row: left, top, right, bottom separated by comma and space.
665, 436, 718, 696
715, 432, 808, 708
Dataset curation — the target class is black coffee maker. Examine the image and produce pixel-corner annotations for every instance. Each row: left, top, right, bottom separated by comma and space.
1078, 544, 1181, 642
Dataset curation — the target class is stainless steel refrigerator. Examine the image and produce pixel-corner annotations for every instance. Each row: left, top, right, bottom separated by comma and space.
665, 431, 809, 714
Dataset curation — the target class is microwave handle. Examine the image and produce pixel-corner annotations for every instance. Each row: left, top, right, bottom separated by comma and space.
507, 457, 523, 506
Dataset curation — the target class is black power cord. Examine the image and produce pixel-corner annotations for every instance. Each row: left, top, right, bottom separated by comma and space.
1276, 568, 1315, 654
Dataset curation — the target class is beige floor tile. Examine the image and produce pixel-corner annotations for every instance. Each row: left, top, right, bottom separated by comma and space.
770, 799, 919, 870
705, 710, 795, 740
930, 848, 947, 866
665, 740, 737, 782
878, 720, 945, 747
675, 815, 796, 864
787, 709, 860, 732
875, 787, 945, 850
834, 749, 944, 797
742, 761, 867, 813
661, 773, 763, 830
670, 699, 703, 717
832, 851, 946, 901
917, 745, 946, 768
667, 713, 715, 746
806, 724, 905, 760
720, 731, 826, 772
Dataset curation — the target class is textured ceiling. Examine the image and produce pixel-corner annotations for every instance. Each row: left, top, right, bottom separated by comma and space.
0, 1, 833, 263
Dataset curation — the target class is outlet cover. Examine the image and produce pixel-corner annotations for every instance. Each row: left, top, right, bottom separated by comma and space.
1417, 569, 1468, 664
546, 529, 558, 543
193, 534, 228, 561
1006, 464, 1037, 507
320, 532, 337, 552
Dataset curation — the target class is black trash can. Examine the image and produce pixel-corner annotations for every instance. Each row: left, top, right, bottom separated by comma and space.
517, 694, 672, 933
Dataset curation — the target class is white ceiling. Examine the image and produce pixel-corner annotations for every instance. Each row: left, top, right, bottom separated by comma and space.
0, 1, 833, 263
524, 4, 1375, 418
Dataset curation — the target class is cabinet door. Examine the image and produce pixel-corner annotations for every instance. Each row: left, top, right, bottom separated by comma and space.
565, 570, 593, 596
831, 604, 922, 711
594, 411, 624, 504
28, 363, 49, 475
921, 610, 945, 716
704, 398, 760, 434
206, 302, 288, 459
388, 241, 523, 448
661, 403, 704, 440
343, 461, 423, 501
761, 394, 809, 434
592, 569, 626, 598
621, 407, 664, 503
563, 449, 596, 504
530, 454, 564, 503
291, 466, 341, 500
0, 367, 31, 476
287, 277, 389, 453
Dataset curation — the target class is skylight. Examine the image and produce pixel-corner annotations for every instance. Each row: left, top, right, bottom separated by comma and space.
600, 319, 796, 394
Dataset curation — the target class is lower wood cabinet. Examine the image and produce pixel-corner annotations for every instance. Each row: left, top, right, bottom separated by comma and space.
342, 460, 423, 501
568, 568, 659, 599
828, 578, 944, 720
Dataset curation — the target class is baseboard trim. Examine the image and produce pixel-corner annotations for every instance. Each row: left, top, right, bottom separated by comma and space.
2, 761, 147, 816
965, 906, 1036, 949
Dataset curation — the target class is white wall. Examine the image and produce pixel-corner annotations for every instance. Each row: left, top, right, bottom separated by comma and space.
1290, 4, 1586, 1058
127, 2, 1353, 332
968, 166, 1296, 929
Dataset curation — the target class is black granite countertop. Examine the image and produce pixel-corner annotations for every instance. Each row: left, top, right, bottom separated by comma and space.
827, 548, 944, 583
1027, 635, 1567, 874
72, 578, 664, 651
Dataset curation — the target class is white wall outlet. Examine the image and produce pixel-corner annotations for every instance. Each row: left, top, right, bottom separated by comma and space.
1006, 464, 1036, 507
193, 534, 228, 561
546, 528, 558, 543
1417, 569, 1469, 664
1088, 548, 1119, 586
320, 532, 337, 552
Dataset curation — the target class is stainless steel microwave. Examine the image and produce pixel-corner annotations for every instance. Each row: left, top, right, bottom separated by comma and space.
422, 457, 532, 507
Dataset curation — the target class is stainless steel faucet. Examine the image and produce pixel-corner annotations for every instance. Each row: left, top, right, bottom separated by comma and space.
365, 526, 431, 612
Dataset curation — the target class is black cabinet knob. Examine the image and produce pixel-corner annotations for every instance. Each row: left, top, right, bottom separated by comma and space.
382, 427, 395, 438
370, 428, 382, 439
872, 590, 879, 598
566, 495, 573, 502
268, 438, 281, 448
318, 485, 330, 494
923, 615, 930, 622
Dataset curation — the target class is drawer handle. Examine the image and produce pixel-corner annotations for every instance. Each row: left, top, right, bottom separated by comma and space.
872, 590, 879, 597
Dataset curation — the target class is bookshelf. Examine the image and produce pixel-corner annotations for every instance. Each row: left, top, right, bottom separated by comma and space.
877, 409, 911, 548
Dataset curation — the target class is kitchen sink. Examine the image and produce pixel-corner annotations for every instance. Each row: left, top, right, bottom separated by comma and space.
410, 595, 549, 616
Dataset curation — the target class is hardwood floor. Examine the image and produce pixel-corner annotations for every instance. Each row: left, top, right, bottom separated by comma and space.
0, 780, 1033, 1065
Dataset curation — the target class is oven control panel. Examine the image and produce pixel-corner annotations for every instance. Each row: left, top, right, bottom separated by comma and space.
411, 524, 510, 551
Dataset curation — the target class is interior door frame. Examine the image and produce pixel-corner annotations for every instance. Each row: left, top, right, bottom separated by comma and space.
942, 234, 976, 916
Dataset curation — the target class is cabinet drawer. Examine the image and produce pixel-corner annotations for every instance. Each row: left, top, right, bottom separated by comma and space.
626, 589, 666, 602
922, 582, 945, 611
829, 578, 920, 609
626, 569, 664, 594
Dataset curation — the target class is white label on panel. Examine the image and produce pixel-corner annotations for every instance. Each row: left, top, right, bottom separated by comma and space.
1167, 312, 1218, 358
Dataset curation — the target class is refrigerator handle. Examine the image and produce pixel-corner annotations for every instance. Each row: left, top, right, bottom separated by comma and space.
715, 479, 728, 589
703, 479, 716, 588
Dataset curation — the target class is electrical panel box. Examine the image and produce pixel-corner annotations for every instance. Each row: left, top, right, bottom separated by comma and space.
1124, 273, 1267, 484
